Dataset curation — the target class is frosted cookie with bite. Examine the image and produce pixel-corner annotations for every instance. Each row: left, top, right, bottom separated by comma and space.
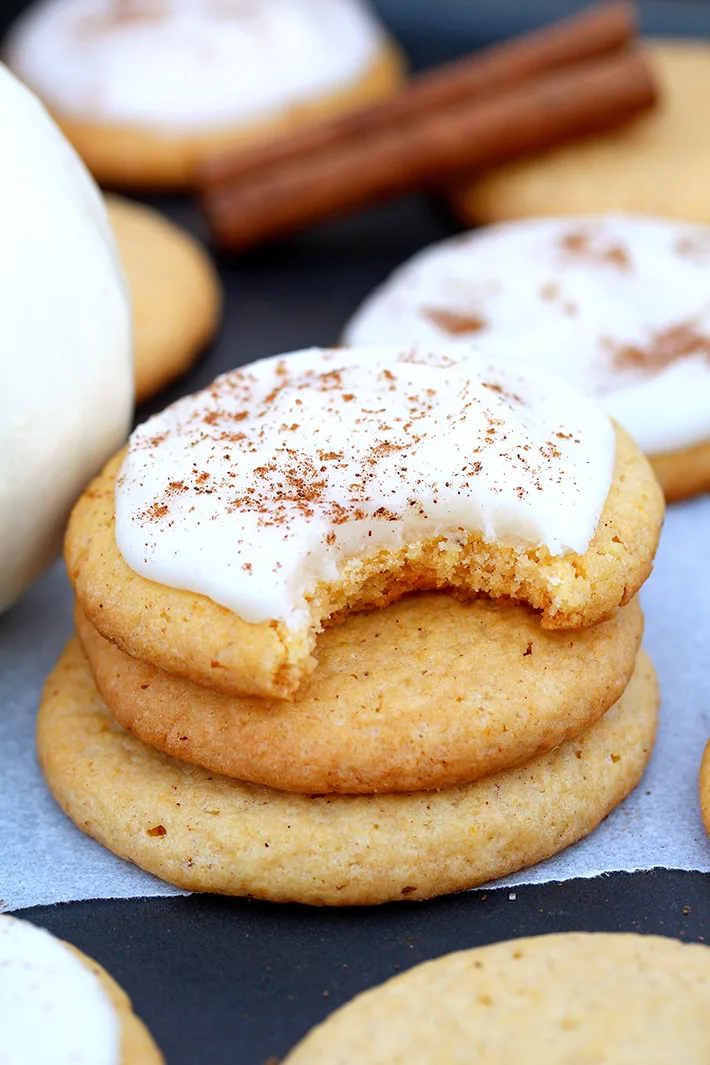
65, 346, 663, 700
345, 213, 710, 501
4, 0, 404, 189
0, 915, 163, 1064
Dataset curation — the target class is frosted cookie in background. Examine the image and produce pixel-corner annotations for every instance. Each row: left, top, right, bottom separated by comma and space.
106, 195, 222, 402
450, 41, 710, 228
345, 213, 710, 501
0, 63, 132, 617
0, 915, 163, 1064
4, 0, 405, 189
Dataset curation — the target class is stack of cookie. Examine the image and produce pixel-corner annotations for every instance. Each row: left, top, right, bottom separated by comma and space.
40, 346, 664, 906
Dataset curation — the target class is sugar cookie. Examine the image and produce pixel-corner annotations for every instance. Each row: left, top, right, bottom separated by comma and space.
451, 41, 710, 228
0, 915, 163, 1065
106, 195, 221, 403
76, 594, 643, 794
65, 348, 663, 700
6, 0, 404, 189
345, 214, 710, 501
698, 740, 710, 839
38, 640, 657, 906
284, 932, 710, 1063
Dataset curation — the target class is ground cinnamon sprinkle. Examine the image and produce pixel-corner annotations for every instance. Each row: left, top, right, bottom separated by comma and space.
607, 321, 710, 374
423, 307, 488, 335
129, 352, 586, 541
560, 229, 632, 271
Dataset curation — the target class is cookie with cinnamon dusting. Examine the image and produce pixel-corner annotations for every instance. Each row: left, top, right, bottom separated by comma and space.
346, 211, 710, 501
65, 417, 662, 700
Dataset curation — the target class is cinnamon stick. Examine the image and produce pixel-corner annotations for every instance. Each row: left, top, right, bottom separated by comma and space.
200, 0, 637, 190
202, 49, 657, 253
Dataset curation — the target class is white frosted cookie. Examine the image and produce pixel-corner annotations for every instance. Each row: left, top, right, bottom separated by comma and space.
284, 933, 710, 1063
345, 213, 710, 500
65, 346, 663, 699
5, 0, 404, 188
0, 63, 131, 616
0, 915, 163, 1064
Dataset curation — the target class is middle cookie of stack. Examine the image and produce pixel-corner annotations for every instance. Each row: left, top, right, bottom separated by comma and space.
46, 345, 665, 905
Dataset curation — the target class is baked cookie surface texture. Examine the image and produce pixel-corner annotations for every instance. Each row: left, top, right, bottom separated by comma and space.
451, 41, 710, 228
345, 213, 710, 500
65, 346, 663, 700
75, 595, 644, 794
284, 932, 710, 1063
106, 194, 221, 402
38, 640, 658, 906
0, 915, 163, 1065
5, 0, 405, 188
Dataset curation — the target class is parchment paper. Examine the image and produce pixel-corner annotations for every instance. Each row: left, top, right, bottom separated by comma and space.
1, 496, 708, 911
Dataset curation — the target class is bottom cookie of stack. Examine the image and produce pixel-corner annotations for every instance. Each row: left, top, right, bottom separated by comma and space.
38, 638, 658, 907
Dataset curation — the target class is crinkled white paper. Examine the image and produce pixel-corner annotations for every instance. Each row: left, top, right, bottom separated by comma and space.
1, 497, 709, 911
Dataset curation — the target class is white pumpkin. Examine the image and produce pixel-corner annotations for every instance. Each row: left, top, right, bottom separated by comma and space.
0, 63, 132, 614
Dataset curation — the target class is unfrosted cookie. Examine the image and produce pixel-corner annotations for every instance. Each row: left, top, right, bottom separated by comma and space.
284, 932, 710, 1063
0, 915, 163, 1065
65, 348, 663, 700
38, 640, 657, 906
106, 195, 221, 403
5, 0, 404, 189
698, 741, 710, 838
345, 213, 710, 501
451, 42, 710, 228
76, 594, 643, 794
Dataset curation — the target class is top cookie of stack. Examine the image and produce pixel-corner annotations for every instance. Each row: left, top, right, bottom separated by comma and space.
66, 345, 662, 700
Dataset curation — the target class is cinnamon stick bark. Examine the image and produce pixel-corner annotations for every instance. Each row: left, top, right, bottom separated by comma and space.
200, 0, 637, 189
202, 49, 657, 253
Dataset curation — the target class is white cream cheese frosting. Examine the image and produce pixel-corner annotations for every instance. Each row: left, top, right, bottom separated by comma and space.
0, 63, 131, 615
0, 916, 120, 1065
6, 0, 387, 131
115, 346, 615, 628
344, 213, 710, 456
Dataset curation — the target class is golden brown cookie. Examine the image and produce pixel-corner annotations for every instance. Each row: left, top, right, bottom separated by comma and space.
650, 438, 710, 504
65, 424, 663, 700
76, 593, 643, 794
451, 41, 710, 226
105, 195, 221, 403
283, 933, 710, 1063
38, 45, 404, 190
38, 640, 657, 906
